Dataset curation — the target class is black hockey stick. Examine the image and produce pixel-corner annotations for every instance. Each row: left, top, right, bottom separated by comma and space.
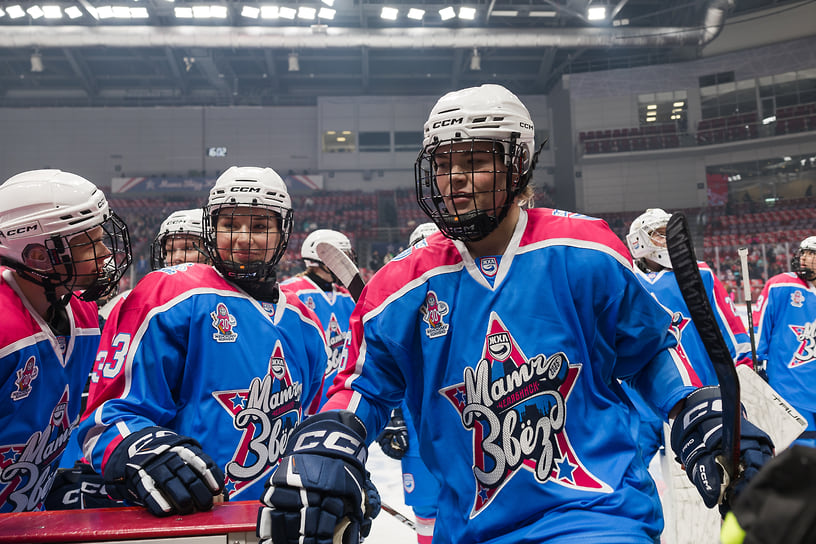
666, 212, 741, 496
315, 240, 419, 533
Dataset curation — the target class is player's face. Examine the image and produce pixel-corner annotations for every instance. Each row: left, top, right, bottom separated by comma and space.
650, 226, 667, 248
801, 249, 816, 275
214, 207, 281, 265
433, 140, 508, 216
164, 234, 207, 266
65, 225, 113, 289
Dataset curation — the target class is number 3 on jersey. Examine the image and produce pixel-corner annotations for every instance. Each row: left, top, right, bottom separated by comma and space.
91, 333, 132, 382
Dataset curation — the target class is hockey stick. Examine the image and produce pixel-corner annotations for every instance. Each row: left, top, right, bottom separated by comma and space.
666, 213, 741, 498
315, 241, 365, 302
315, 240, 419, 534
737, 247, 760, 368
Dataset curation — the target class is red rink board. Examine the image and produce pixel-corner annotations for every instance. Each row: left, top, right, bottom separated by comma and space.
0, 501, 258, 543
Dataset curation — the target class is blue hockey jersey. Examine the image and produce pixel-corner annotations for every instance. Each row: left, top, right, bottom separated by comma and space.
280, 275, 355, 410
756, 272, 816, 443
325, 208, 697, 544
78, 263, 328, 501
0, 268, 100, 512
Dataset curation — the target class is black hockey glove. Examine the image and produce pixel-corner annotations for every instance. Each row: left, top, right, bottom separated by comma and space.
44, 460, 125, 510
103, 426, 226, 517
670, 386, 774, 511
376, 408, 409, 460
257, 411, 381, 544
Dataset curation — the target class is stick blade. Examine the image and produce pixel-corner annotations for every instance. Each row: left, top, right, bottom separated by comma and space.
315, 241, 365, 302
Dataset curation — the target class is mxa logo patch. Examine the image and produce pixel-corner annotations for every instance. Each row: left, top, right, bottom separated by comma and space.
478, 257, 498, 278
420, 291, 449, 338
325, 313, 349, 378
212, 340, 303, 497
12, 356, 39, 401
211, 303, 238, 342
0, 386, 74, 512
788, 320, 816, 368
441, 313, 610, 518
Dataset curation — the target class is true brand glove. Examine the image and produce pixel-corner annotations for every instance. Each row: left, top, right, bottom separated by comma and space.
103, 426, 226, 517
257, 411, 381, 544
376, 408, 409, 460
670, 386, 774, 510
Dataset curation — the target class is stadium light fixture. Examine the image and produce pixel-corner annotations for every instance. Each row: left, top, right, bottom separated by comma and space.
6, 5, 25, 19
97, 5, 115, 19
131, 6, 149, 18
260, 6, 279, 19
439, 6, 456, 20
529, 11, 557, 17
587, 5, 607, 21
241, 6, 260, 18
381, 7, 398, 21
26, 5, 45, 19
407, 8, 425, 20
288, 52, 300, 72
42, 5, 63, 19
192, 5, 211, 18
321, 0, 335, 6
174, 6, 193, 18
279, 6, 296, 20
298, 6, 316, 20
318, 7, 335, 20
210, 5, 228, 19
112, 6, 131, 18
0, 8, 5, 18
492, 10, 518, 17
458, 7, 476, 20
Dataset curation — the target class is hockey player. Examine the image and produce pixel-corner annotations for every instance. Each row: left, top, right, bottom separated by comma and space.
78, 166, 329, 517
149, 208, 210, 269
755, 235, 816, 448
624, 207, 754, 462
0, 169, 131, 512
280, 229, 356, 411
257, 84, 774, 544
376, 221, 442, 544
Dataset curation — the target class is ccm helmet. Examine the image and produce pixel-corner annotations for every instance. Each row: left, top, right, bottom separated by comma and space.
301, 229, 356, 266
0, 169, 131, 302
626, 208, 672, 271
415, 84, 536, 242
204, 166, 293, 282
408, 222, 440, 246
791, 235, 816, 281
150, 208, 207, 270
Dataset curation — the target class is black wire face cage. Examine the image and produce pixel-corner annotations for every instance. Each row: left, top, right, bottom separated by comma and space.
204, 204, 292, 282
43, 211, 132, 302
149, 232, 208, 270
791, 248, 816, 281
414, 137, 528, 242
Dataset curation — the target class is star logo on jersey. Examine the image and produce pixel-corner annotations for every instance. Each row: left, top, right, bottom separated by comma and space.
11, 356, 39, 401
212, 340, 303, 497
211, 302, 238, 343
790, 290, 805, 308
420, 291, 449, 338
788, 320, 816, 368
441, 312, 610, 518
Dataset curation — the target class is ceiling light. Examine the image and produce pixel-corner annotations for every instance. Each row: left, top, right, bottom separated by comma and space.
131, 7, 149, 18
288, 52, 300, 72
241, 6, 260, 18
529, 10, 557, 17
321, 0, 335, 5
469, 48, 481, 71
112, 6, 130, 18
6, 5, 25, 19
192, 5, 211, 18
381, 7, 398, 20
30, 52, 44, 73
27, 5, 45, 19
174, 6, 193, 18
646, 104, 657, 110
458, 7, 476, 20
587, 6, 607, 21
439, 6, 456, 20
491, 10, 518, 17
646, 117, 656, 122
260, 6, 279, 19
0, 8, 5, 18
407, 8, 424, 20
279, 6, 296, 20
673, 101, 685, 107
298, 6, 316, 20
97, 6, 115, 19
318, 7, 335, 19
42, 5, 62, 19
210, 5, 228, 19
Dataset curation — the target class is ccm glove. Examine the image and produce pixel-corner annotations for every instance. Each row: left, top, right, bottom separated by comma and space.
376, 408, 409, 460
670, 386, 774, 510
103, 426, 225, 517
44, 460, 124, 510
258, 411, 381, 544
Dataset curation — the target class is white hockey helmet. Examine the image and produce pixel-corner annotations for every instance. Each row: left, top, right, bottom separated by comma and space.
150, 208, 207, 270
301, 229, 355, 265
792, 235, 816, 281
626, 208, 673, 270
0, 170, 131, 301
408, 222, 440, 246
415, 84, 536, 242
204, 166, 293, 282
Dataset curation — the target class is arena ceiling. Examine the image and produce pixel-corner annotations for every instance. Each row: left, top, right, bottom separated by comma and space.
0, 0, 807, 107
